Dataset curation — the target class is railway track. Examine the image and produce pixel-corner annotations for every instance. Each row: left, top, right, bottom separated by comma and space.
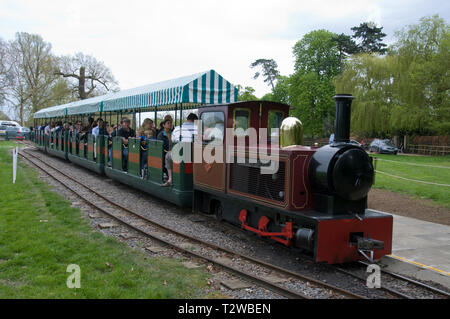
18, 144, 450, 299
19, 147, 365, 299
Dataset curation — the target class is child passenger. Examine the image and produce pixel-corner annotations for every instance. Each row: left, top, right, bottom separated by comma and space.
139, 130, 155, 177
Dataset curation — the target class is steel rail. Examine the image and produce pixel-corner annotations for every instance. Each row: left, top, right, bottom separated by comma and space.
19, 147, 367, 299
19, 150, 311, 299
358, 261, 450, 298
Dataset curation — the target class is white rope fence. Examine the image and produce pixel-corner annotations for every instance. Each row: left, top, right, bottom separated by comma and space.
375, 170, 450, 187
375, 158, 450, 169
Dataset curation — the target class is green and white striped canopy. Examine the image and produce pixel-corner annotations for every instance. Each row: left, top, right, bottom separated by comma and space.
34, 70, 238, 118
34, 102, 71, 119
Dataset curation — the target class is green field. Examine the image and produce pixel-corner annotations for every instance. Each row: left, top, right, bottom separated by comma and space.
370, 153, 450, 208
0, 141, 209, 298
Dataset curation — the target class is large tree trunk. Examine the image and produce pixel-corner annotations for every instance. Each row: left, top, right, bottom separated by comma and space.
78, 66, 86, 100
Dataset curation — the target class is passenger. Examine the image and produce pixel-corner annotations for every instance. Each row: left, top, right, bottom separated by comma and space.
107, 123, 115, 167
157, 119, 173, 187
139, 129, 155, 177
137, 118, 156, 138
92, 118, 106, 139
54, 121, 63, 133
79, 125, 89, 157
157, 114, 173, 137
44, 122, 51, 135
117, 117, 135, 171
172, 113, 198, 143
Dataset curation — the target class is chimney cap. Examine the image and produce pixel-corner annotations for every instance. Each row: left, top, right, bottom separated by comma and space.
333, 94, 354, 100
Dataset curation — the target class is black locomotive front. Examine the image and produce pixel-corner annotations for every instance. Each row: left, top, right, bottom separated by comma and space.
309, 95, 375, 216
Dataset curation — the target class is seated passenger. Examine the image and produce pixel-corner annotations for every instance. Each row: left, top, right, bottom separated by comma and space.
107, 123, 115, 167
117, 117, 135, 171
157, 119, 173, 186
172, 113, 198, 143
139, 129, 155, 177
79, 126, 89, 157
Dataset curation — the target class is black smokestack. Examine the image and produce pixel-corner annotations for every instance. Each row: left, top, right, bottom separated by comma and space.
333, 94, 354, 144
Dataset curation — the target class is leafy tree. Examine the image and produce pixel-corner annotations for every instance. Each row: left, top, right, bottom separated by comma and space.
271, 75, 290, 104
351, 22, 387, 54
390, 14, 449, 134
336, 15, 449, 136
250, 59, 280, 90
290, 30, 340, 137
55, 52, 119, 100
332, 33, 359, 73
290, 71, 336, 137
335, 54, 396, 137
236, 85, 258, 101
293, 29, 340, 79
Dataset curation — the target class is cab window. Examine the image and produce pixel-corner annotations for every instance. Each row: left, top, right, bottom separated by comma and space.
233, 108, 250, 136
268, 110, 284, 136
201, 111, 224, 142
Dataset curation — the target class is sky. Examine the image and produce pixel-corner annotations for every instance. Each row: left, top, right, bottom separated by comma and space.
0, 0, 448, 100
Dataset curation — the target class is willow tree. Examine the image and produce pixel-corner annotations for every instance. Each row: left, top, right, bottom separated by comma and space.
335, 54, 396, 137
390, 15, 450, 135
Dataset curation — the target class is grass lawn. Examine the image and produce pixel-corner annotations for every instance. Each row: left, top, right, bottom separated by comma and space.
370, 153, 450, 208
0, 141, 209, 298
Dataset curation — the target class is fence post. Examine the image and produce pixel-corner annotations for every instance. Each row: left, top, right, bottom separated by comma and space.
13, 146, 18, 184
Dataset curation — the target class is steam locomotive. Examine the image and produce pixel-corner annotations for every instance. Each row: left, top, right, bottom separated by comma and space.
193, 94, 392, 264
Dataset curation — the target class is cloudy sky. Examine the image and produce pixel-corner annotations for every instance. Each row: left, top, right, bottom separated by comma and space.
0, 0, 448, 98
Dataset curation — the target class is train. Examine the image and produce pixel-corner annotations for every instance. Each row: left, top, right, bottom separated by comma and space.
32, 70, 393, 264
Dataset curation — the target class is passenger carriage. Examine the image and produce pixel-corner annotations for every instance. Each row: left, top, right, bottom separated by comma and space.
33, 70, 238, 207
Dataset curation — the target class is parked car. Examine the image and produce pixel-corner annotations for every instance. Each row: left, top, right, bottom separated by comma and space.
0, 120, 21, 128
369, 139, 398, 155
0, 124, 7, 139
21, 127, 31, 140
4, 126, 25, 140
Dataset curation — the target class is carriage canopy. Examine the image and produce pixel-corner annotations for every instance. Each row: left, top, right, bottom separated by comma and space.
33, 70, 238, 118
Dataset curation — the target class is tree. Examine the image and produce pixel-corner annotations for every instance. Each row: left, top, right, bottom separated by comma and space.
0, 38, 11, 105
271, 75, 290, 104
55, 52, 119, 100
250, 59, 280, 90
351, 22, 387, 54
331, 33, 359, 73
335, 15, 449, 136
293, 29, 340, 79
6, 32, 57, 125
335, 54, 396, 137
390, 15, 449, 135
0, 110, 10, 120
290, 30, 340, 137
237, 85, 258, 101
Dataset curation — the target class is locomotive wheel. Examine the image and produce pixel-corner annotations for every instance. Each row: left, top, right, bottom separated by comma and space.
215, 203, 224, 221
